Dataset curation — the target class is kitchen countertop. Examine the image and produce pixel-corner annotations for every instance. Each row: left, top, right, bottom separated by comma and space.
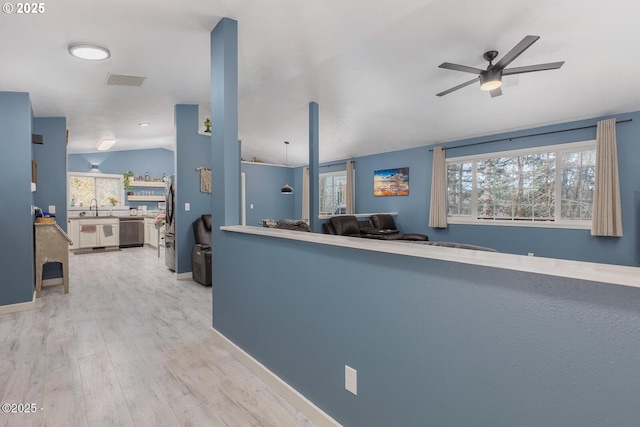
68, 215, 158, 220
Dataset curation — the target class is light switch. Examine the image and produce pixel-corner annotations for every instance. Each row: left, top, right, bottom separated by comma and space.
185, 202, 190, 211
250, 204, 254, 209
48, 205, 56, 214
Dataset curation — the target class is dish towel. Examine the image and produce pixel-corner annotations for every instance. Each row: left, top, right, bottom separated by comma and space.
80, 225, 97, 233
103, 225, 113, 237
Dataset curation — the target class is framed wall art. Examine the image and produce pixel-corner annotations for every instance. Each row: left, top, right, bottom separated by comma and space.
373, 167, 409, 196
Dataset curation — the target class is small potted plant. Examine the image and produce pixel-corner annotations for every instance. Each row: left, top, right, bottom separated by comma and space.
123, 171, 134, 194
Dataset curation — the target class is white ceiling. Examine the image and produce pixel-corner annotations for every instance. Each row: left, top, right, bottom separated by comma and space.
2, 0, 640, 166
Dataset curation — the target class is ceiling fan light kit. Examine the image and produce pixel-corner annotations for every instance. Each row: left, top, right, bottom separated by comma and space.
437, 35, 564, 98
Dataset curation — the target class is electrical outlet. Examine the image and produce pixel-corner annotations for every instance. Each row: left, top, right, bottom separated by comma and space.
345, 365, 357, 395
185, 202, 190, 211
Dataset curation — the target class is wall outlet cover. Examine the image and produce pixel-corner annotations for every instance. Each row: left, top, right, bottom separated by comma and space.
345, 365, 357, 395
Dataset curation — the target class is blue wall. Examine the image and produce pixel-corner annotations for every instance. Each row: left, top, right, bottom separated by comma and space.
33, 117, 68, 229
175, 104, 212, 274
354, 146, 430, 233
241, 162, 295, 226
308, 112, 640, 266
0, 92, 35, 306
33, 117, 68, 281
68, 148, 174, 208
215, 231, 640, 427
68, 148, 173, 178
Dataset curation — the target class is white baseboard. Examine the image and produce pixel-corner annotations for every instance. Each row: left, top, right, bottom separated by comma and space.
176, 272, 193, 280
0, 291, 36, 315
211, 328, 342, 427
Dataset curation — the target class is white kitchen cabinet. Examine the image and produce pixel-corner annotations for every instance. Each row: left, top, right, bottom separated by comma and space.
144, 217, 164, 248
99, 224, 119, 246
74, 218, 119, 249
68, 219, 79, 250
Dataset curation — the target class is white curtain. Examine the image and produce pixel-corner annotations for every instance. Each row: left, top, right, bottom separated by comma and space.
302, 167, 309, 222
428, 146, 448, 228
345, 160, 355, 214
591, 118, 623, 236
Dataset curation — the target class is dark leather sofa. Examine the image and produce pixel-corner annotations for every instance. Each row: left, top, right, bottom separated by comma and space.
369, 214, 428, 241
323, 214, 495, 251
192, 214, 212, 286
274, 219, 310, 232
324, 214, 428, 241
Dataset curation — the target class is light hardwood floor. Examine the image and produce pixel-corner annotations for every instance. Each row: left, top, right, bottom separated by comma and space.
0, 246, 315, 427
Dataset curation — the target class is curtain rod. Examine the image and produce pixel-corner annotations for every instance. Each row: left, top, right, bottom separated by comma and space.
320, 160, 355, 168
429, 118, 633, 152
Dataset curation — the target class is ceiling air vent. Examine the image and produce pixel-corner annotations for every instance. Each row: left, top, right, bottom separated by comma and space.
105, 73, 146, 87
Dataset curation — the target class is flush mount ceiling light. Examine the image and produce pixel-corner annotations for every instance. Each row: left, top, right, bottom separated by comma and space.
68, 43, 111, 60
138, 122, 150, 127
97, 138, 116, 151
280, 141, 293, 195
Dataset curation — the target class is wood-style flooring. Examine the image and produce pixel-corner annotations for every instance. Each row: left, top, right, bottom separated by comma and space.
0, 246, 315, 427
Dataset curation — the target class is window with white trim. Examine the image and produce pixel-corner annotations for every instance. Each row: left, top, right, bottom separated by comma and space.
319, 171, 347, 215
68, 173, 123, 207
446, 141, 596, 228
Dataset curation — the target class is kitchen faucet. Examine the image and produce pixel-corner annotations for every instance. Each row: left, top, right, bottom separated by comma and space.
89, 198, 99, 217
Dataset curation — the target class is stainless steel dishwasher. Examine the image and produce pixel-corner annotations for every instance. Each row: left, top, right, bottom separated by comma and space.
119, 217, 144, 248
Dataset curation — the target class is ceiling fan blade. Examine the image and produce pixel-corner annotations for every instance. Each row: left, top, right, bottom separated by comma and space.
502, 61, 564, 75
436, 77, 480, 97
490, 87, 502, 98
493, 35, 540, 70
439, 62, 484, 74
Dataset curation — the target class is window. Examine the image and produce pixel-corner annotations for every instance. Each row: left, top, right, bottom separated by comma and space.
69, 173, 123, 207
446, 141, 596, 228
319, 171, 347, 216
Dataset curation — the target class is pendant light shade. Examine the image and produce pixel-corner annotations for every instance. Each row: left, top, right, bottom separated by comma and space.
280, 183, 293, 194
281, 141, 293, 195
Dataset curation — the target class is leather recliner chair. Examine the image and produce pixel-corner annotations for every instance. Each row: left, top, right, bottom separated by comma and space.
192, 214, 212, 286
327, 215, 387, 239
369, 214, 429, 241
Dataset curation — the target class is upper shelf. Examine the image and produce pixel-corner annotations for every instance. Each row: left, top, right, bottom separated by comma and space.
129, 181, 166, 188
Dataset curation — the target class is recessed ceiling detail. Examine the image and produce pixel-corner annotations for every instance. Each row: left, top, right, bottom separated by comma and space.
105, 73, 146, 87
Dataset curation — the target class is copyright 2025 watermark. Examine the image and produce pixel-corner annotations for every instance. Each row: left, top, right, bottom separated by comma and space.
1, 403, 41, 413
3, 3, 46, 14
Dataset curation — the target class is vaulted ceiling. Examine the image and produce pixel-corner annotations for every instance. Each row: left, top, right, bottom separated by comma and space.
2, 0, 640, 166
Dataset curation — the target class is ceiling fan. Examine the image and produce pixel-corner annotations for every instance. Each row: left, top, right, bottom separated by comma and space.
436, 35, 564, 98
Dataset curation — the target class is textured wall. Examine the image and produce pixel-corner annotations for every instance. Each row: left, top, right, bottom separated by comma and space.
214, 231, 640, 427
241, 162, 295, 226
0, 92, 34, 305
175, 104, 212, 274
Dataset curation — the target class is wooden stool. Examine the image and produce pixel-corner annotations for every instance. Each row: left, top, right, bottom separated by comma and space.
34, 222, 73, 297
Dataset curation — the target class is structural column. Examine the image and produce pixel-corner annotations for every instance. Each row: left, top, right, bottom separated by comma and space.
210, 18, 240, 230
308, 102, 320, 233
210, 18, 239, 324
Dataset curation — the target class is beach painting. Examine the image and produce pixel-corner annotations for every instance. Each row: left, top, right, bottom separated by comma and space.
373, 167, 409, 197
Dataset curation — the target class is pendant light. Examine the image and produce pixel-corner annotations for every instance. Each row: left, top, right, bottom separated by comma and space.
280, 141, 293, 194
